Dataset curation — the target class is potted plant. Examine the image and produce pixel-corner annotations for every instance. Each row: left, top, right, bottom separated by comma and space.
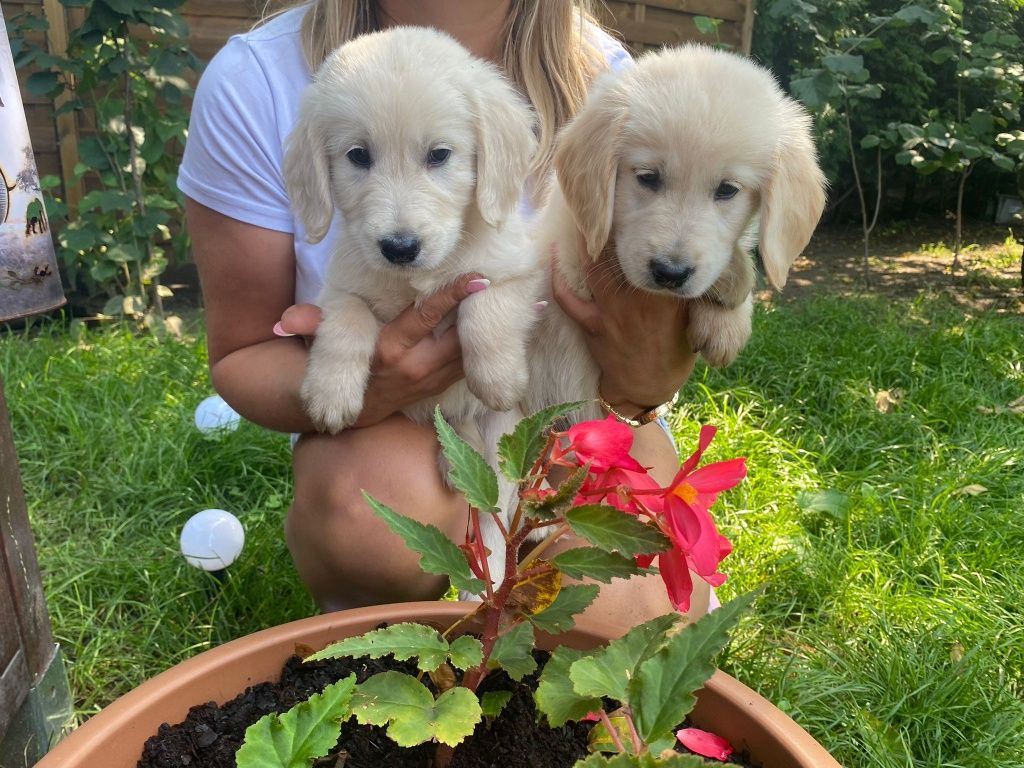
37, 406, 841, 768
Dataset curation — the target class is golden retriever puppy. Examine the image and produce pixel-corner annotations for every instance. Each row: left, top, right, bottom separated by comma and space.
527, 44, 827, 419
283, 28, 540, 436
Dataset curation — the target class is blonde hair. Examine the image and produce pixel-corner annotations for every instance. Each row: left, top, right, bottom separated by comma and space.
285, 0, 607, 185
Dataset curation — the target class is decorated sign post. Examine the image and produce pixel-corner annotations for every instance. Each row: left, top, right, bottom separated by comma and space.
0, 7, 65, 323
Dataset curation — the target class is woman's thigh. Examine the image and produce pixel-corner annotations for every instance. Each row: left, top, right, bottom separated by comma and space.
286, 414, 466, 612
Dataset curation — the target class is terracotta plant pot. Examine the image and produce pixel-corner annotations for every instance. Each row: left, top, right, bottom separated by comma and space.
36, 601, 841, 768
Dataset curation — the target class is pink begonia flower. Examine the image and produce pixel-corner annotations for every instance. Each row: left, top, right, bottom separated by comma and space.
546, 418, 744, 614
677, 727, 734, 761
650, 426, 744, 611
553, 415, 646, 472
577, 466, 662, 515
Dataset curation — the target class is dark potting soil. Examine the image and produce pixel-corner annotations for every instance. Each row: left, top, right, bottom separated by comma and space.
137, 643, 755, 768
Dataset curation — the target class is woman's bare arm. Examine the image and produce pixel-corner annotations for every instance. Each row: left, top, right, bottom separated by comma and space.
187, 197, 481, 433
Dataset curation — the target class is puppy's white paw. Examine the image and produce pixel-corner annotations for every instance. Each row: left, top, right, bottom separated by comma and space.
689, 295, 753, 368
464, 355, 529, 412
300, 363, 368, 434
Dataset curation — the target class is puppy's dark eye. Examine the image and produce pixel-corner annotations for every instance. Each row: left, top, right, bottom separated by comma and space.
427, 147, 452, 167
636, 170, 661, 191
714, 181, 740, 200
346, 146, 372, 168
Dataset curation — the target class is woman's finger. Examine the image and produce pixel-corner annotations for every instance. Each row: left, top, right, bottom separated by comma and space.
388, 273, 486, 349
276, 303, 323, 337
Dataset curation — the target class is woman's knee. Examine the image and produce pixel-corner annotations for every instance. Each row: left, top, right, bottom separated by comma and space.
285, 417, 465, 607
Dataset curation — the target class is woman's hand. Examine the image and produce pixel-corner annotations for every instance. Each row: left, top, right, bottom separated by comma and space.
276, 275, 488, 429
551, 233, 697, 415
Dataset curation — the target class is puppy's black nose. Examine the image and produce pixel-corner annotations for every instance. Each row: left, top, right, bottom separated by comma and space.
649, 259, 694, 289
379, 234, 421, 264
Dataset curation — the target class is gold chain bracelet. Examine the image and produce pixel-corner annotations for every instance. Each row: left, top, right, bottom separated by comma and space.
597, 388, 680, 428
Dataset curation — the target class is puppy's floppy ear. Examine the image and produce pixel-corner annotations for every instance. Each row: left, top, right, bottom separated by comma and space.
468, 63, 538, 228
758, 101, 827, 290
554, 75, 625, 259
283, 97, 334, 244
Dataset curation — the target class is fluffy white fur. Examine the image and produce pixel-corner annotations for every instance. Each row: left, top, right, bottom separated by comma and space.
284, 27, 542, 441
526, 45, 828, 420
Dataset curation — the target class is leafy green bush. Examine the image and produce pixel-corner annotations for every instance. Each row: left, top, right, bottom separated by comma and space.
754, 0, 1024, 236
9, 0, 199, 322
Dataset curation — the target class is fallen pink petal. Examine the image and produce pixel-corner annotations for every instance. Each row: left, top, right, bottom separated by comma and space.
677, 727, 734, 761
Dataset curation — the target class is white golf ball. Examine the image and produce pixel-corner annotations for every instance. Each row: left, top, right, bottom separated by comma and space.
194, 395, 240, 433
180, 509, 245, 571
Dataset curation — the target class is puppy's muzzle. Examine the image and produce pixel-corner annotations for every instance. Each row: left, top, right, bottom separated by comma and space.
379, 233, 421, 265
649, 258, 694, 290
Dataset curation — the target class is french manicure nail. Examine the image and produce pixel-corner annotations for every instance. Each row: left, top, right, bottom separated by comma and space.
272, 321, 295, 337
533, 300, 549, 315
466, 278, 491, 293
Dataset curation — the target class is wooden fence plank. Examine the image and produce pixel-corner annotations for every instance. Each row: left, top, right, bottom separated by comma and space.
41, 0, 83, 214
0, 381, 55, 685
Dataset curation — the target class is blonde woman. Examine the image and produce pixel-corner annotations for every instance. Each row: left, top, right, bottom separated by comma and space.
181, 0, 706, 630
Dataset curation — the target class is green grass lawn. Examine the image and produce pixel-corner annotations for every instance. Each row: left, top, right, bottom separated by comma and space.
3, 286, 1023, 767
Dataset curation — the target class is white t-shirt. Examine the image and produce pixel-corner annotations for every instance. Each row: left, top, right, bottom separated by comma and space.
178, 6, 632, 304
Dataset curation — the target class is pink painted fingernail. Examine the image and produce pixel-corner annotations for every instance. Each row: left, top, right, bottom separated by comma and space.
272, 321, 295, 337
533, 300, 548, 315
466, 278, 491, 293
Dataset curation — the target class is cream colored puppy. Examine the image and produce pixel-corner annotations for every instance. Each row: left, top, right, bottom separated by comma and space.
283, 28, 540, 438
527, 45, 827, 419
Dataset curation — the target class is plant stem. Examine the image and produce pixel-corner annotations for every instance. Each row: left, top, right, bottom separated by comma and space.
470, 508, 495, 602
624, 707, 644, 754
953, 164, 972, 271
460, 525, 534, 692
844, 94, 871, 289
598, 709, 627, 754
519, 524, 570, 569
120, 33, 162, 317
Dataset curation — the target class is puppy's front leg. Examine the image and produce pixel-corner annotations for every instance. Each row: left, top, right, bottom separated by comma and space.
301, 291, 382, 433
457, 275, 540, 411
688, 248, 756, 368
688, 294, 753, 368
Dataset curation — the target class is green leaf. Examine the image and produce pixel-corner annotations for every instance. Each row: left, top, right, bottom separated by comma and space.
524, 463, 590, 520
991, 153, 1015, 172
630, 592, 757, 742
692, 15, 721, 35
480, 690, 513, 718
967, 111, 995, 138
487, 622, 537, 681
897, 123, 924, 141
351, 672, 481, 747
305, 623, 451, 672
535, 646, 602, 727
893, 5, 937, 25
26, 70, 60, 96
790, 69, 838, 109
364, 492, 485, 595
434, 407, 499, 512
448, 635, 484, 671
860, 134, 880, 149
497, 401, 584, 482
565, 505, 671, 556
236, 675, 356, 768
528, 584, 600, 634
822, 53, 864, 77
568, 614, 680, 704
574, 752, 709, 767
551, 548, 646, 584
795, 489, 848, 518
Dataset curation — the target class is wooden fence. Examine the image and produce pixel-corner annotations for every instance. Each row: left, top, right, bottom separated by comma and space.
12, 0, 754, 213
